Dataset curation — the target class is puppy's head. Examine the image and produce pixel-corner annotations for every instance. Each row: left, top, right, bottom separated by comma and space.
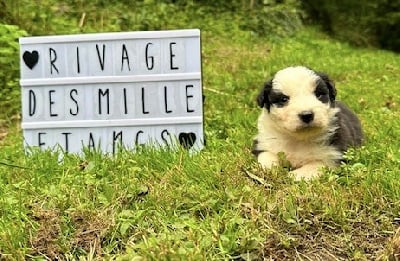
257, 66, 338, 139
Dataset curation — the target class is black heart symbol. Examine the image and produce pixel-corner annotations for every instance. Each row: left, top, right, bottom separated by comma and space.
178, 132, 196, 149
23, 50, 39, 70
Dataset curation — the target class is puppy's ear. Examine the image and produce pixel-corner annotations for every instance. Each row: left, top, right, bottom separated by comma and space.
257, 79, 273, 111
316, 72, 336, 102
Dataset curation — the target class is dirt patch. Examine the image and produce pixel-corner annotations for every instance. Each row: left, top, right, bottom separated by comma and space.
261, 223, 392, 260
28, 206, 112, 258
378, 227, 400, 260
262, 232, 351, 260
29, 207, 63, 259
71, 210, 111, 256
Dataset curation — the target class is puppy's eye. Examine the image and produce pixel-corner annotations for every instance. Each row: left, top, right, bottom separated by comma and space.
315, 90, 326, 98
279, 96, 289, 103
271, 95, 289, 107
315, 90, 329, 102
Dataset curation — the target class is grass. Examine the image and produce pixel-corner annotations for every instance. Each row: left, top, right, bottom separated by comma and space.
1, 3, 400, 260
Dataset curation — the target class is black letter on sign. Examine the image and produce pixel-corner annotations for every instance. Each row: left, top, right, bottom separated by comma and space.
69, 89, 79, 116
88, 132, 95, 150
145, 43, 154, 70
141, 87, 149, 114
135, 130, 144, 145
98, 89, 110, 115
96, 44, 106, 71
164, 86, 172, 113
113, 131, 123, 154
169, 42, 179, 70
38, 132, 46, 148
49, 48, 59, 75
161, 129, 171, 144
49, 90, 58, 117
186, 84, 195, 113
76, 47, 81, 74
121, 44, 131, 71
123, 88, 128, 114
62, 132, 71, 152
29, 90, 36, 116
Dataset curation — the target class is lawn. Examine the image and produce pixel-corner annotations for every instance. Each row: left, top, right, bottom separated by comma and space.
1, 3, 400, 260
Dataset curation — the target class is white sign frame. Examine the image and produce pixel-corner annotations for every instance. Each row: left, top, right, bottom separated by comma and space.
19, 29, 203, 154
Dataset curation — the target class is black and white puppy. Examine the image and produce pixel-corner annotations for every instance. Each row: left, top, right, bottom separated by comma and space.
253, 66, 363, 180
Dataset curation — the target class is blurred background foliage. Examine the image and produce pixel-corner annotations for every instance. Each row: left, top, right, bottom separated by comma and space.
301, 0, 400, 51
0, 0, 399, 119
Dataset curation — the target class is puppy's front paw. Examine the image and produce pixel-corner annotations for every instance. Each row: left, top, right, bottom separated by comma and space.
257, 151, 279, 169
290, 164, 324, 181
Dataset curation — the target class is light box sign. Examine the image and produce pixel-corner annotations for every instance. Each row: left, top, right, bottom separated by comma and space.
19, 29, 203, 154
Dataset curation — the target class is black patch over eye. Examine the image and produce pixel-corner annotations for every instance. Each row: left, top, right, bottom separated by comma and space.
314, 80, 330, 103
269, 91, 290, 108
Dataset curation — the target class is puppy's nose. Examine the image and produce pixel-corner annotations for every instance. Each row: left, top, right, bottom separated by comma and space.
298, 111, 314, 124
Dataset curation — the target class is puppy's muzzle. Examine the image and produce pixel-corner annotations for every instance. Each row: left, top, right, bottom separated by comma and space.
298, 111, 314, 124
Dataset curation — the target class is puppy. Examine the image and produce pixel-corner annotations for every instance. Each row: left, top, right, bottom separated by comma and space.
253, 66, 363, 180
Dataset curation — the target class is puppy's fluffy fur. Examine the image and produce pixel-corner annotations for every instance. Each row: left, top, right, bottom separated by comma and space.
253, 66, 363, 180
